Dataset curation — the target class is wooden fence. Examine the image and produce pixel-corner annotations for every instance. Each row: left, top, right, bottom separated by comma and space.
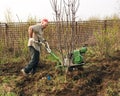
0, 20, 120, 57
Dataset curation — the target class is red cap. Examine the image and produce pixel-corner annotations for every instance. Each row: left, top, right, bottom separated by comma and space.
41, 18, 48, 23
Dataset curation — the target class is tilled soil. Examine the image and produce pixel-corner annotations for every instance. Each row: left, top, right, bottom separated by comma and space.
0, 56, 120, 96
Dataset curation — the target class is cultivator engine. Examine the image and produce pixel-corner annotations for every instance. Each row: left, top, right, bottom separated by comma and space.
66, 46, 87, 71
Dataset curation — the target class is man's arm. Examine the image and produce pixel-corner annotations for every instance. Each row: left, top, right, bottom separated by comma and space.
28, 26, 33, 38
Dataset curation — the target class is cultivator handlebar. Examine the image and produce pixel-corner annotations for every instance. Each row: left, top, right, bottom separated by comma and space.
34, 40, 51, 53
34, 40, 62, 65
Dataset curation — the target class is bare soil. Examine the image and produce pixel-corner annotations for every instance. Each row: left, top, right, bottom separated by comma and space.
0, 51, 120, 96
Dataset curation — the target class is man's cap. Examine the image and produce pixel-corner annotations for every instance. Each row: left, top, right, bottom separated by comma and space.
41, 18, 48, 23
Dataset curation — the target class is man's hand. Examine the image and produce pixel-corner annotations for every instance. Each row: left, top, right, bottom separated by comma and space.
29, 38, 35, 43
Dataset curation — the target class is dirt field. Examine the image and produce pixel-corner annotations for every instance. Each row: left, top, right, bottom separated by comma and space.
0, 52, 120, 96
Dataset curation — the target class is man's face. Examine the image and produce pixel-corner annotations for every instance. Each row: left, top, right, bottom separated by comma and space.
41, 21, 48, 29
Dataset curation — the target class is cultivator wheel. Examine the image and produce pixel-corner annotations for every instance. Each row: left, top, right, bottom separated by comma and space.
67, 63, 85, 72
66, 63, 85, 80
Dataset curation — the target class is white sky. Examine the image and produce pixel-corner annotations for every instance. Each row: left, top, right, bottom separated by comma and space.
0, 0, 119, 22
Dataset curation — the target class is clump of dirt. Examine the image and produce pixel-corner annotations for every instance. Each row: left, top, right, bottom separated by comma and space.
0, 53, 120, 96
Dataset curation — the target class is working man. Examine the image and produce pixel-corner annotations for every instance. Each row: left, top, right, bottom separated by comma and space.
21, 18, 49, 76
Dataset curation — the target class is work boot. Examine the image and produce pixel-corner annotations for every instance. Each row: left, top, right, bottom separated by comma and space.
29, 69, 36, 75
21, 69, 28, 76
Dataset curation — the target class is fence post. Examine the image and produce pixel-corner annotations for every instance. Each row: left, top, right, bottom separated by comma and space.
5, 23, 8, 47
104, 20, 107, 32
104, 20, 109, 57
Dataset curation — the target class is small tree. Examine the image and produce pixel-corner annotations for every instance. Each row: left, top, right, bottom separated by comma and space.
50, 0, 80, 67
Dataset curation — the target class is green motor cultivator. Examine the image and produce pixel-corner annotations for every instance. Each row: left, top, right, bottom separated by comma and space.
40, 41, 87, 72
66, 46, 87, 71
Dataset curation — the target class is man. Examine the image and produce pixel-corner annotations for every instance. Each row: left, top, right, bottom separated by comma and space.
21, 18, 48, 76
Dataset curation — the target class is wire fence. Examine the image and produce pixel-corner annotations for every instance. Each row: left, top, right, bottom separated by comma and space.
0, 20, 120, 58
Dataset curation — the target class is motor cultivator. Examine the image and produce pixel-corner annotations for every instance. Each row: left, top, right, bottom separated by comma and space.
39, 41, 87, 72
66, 46, 87, 72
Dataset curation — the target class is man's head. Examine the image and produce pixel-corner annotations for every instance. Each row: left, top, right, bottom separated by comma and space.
41, 18, 48, 29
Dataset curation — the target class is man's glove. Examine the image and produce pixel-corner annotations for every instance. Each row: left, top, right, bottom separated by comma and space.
34, 39, 51, 53
33, 39, 44, 45
29, 38, 35, 44
42, 39, 47, 43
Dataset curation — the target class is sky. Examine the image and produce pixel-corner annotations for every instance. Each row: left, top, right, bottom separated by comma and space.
0, 0, 119, 22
